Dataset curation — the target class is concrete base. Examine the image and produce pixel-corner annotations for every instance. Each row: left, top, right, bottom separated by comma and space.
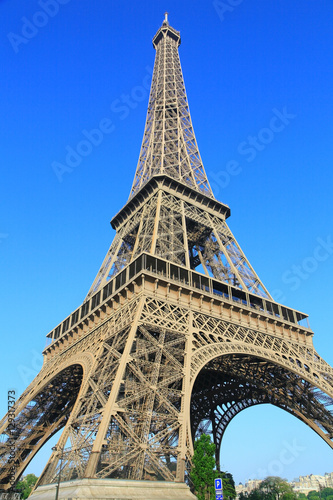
29, 478, 197, 500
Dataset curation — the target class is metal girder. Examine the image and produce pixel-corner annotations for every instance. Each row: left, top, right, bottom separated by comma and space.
191, 356, 333, 466
86, 189, 270, 300
1, 288, 333, 490
85, 15, 269, 301
129, 20, 213, 199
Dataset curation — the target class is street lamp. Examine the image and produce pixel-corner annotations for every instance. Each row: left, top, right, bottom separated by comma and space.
51, 446, 64, 500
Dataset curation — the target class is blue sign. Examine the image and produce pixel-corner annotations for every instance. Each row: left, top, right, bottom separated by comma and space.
215, 478, 223, 491
216, 495, 223, 500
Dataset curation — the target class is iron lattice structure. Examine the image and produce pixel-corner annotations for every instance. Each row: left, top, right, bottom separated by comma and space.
1, 15, 332, 490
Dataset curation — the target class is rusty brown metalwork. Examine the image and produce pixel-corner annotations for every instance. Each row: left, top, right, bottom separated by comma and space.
0, 16, 332, 492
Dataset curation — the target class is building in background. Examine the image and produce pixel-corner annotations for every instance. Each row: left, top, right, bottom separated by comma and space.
236, 473, 333, 497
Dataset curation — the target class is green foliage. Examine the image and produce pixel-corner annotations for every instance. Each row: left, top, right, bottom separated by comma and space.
283, 493, 296, 500
247, 477, 296, 500
321, 489, 333, 499
307, 489, 328, 500
218, 470, 237, 499
260, 476, 296, 500
247, 489, 264, 500
190, 434, 217, 500
190, 434, 236, 500
16, 474, 38, 499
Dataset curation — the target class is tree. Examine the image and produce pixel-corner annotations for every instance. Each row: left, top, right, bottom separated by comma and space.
247, 489, 265, 500
308, 492, 321, 500
16, 474, 38, 499
190, 434, 217, 500
321, 489, 333, 499
259, 477, 296, 500
218, 470, 237, 499
308, 491, 321, 500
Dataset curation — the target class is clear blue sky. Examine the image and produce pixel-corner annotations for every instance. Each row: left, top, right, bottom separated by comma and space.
1, 0, 333, 485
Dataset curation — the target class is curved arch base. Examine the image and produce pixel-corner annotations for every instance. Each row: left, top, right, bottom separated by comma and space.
191, 353, 333, 467
1, 293, 333, 488
0, 364, 85, 489
29, 478, 196, 500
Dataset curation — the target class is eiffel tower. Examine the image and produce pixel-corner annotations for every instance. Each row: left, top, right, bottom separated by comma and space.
1, 13, 333, 500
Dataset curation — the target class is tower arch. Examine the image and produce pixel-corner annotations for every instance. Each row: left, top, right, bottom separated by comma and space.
0, 353, 93, 488
190, 342, 333, 468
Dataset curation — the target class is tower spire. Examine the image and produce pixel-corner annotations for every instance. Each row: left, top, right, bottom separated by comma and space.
85, 19, 272, 300
129, 18, 214, 199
